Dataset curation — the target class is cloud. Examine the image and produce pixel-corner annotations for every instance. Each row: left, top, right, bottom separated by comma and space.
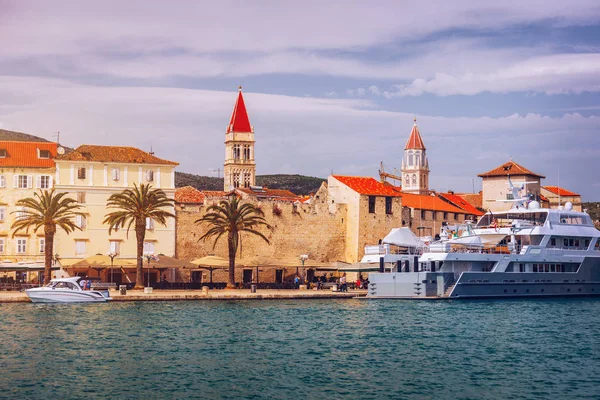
0, 76, 598, 200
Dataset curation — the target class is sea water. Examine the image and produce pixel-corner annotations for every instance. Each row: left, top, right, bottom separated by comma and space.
1, 299, 599, 399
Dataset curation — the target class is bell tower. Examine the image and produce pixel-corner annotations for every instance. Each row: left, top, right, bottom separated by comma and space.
401, 118, 430, 194
224, 86, 256, 191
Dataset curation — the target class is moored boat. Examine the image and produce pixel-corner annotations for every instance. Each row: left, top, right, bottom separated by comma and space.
25, 277, 112, 303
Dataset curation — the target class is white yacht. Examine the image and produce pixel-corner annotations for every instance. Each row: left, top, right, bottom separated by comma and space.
25, 277, 112, 303
367, 201, 600, 299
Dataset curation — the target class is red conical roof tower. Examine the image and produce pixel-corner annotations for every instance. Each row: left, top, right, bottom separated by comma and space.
226, 86, 252, 133
404, 117, 426, 150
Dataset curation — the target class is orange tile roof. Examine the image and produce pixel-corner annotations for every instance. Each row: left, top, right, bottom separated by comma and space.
405, 120, 426, 150
237, 187, 301, 201
226, 87, 252, 133
0, 141, 57, 168
438, 192, 484, 216
400, 192, 468, 214
478, 160, 545, 178
455, 192, 483, 208
57, 145, 178, 165
540, 194, 549, 202
333, 175, 403, 196
175, 186, 205, 204
542, 186, 580, 197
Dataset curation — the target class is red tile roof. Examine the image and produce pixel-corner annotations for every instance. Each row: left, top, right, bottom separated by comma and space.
400, 192, 468, 214
0, 141, 57, 168
201, 190, 230, 198
175, 186, 205, 204
542, 186, 580, 197
478, 160, 545, 178
404, 119, 426, 150
57, 145, 178, 165
332, 176, 402, 196
438, 192, 484, 216
226, 87, 252, 133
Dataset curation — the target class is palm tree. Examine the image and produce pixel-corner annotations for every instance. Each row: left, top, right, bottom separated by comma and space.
11, 189, 83, 285
196, 195, 271, 288
103, 183, 175, 289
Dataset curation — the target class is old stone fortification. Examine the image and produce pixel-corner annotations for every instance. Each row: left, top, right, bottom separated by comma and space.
175, 185, 348, 283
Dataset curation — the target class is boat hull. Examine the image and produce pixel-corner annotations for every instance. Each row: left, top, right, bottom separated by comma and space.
25, 289, 111, 303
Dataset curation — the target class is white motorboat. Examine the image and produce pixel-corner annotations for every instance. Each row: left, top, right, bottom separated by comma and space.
25, 277, 112, 303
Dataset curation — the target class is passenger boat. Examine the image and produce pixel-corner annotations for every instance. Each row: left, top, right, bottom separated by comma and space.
367, 201, 600, 299
25, 277, 112, 303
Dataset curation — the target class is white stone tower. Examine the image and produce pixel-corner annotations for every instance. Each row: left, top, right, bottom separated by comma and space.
401, 118, 430, 194
224, 86, 256, 191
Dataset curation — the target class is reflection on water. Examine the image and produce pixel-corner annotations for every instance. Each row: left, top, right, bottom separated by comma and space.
1, 299, 600, 399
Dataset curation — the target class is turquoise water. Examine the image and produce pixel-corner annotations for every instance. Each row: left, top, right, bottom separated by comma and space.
1, 299, 599, 399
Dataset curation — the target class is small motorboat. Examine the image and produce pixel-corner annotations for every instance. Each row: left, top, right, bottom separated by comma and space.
25, 277, 112, 303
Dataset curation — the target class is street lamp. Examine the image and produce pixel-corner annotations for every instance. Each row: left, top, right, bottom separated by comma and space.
299, 254, 308, 277
142, 254, 155, 289
108, 252, 118, 284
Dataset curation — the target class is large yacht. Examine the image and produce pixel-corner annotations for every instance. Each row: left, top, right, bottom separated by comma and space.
367, 201, 600, 299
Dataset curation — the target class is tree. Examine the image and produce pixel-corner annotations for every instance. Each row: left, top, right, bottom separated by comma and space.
196, 195, 271, 288
11, 189, 83, 285
103, 183, 175, 289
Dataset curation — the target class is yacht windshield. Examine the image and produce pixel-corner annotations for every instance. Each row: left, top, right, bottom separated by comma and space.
477, 212, 548, 228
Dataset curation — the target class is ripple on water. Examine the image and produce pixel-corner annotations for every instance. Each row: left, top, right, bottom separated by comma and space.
1, 298, 600, 399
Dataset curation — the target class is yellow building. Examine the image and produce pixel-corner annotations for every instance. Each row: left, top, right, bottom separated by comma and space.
0, 136, 58, 282
53, 145, 178, 284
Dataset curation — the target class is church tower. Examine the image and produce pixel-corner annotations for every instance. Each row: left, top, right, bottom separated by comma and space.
224, 86, 256, 191
401, 118, 430, 194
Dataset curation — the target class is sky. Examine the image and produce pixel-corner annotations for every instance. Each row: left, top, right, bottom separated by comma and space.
0, 0, 599, 200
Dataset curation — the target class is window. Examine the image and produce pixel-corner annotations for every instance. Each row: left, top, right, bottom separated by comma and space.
404, 175, 409, 186
38, 149, 51, 159
0, 238, 4, 253
15, 207, 26, 221
77, 192, 86, 203
75, 240, 86, 256
385, 197, 393, 215
0, 175, 5, 188
506, 193, 514, 200
146, 170, 154, 182
454, 213, 458, 221
0, 149, 6, 158
143, 241, 155, 255
408, 151, 414, 166
37, 175, 51, 189
112, 168, 120, 181
368, 196, 376, 214
111, 222, 122, 232
75, 215, 87, 229
421, 210, 426, 220
39, 238, 45, 253
109, 240, 120, 255
243, 145, 251, 160
233, 172, 240, 188
443, 212, 448, 220
233, 144, 241, 159
550, 237, 556, 247
77, 167, 86, 180
15, 175, 32, 189
0, 206, 5, 222
244, 173, 251, 188
17, 238, 26, 254
412, 174, 416, 185
146, 217, 154, 230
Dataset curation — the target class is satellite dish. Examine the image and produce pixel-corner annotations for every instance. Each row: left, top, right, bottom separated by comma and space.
564, 202, 573, 211
528, 201, 540, 210
57, 146, 65, 155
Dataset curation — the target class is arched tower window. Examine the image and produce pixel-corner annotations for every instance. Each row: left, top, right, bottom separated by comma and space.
404, 175, 410, 186
244, 172, 251, 188
408, 151, 414, 166
412, 174, 417, 185
233, 172, 241, 188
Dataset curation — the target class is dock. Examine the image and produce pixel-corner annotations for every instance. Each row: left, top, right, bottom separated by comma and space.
0, 289, 366, 303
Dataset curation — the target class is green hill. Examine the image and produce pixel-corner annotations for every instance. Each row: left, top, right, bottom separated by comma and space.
175, 172, 325, 195
583, 202, 600, 228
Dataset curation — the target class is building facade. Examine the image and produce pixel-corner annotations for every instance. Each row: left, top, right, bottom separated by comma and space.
478, 160, 544, 212
53, 145, 178, 282
0, 139, 58, 281
401, 118, 430, 194
541, 186, 582, 211
223, 87, 256, 191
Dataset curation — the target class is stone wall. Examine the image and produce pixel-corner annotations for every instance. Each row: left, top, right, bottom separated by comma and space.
175, 184, 348, 283
405, 208, 467, 238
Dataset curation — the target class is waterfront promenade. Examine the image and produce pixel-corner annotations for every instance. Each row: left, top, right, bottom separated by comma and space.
0, 288, 366, 303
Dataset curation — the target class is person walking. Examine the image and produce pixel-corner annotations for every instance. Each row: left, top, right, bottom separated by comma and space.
294, 274, 300, 289
340, 273, 347, 292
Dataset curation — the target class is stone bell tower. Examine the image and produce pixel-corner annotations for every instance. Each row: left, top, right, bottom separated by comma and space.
223, 86, 256, 191
401, 118, 430, 194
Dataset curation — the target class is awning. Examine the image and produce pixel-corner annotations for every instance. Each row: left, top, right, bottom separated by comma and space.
188, 255, 230, 269
0, 262, 59, 272
64, 257, 137, 268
